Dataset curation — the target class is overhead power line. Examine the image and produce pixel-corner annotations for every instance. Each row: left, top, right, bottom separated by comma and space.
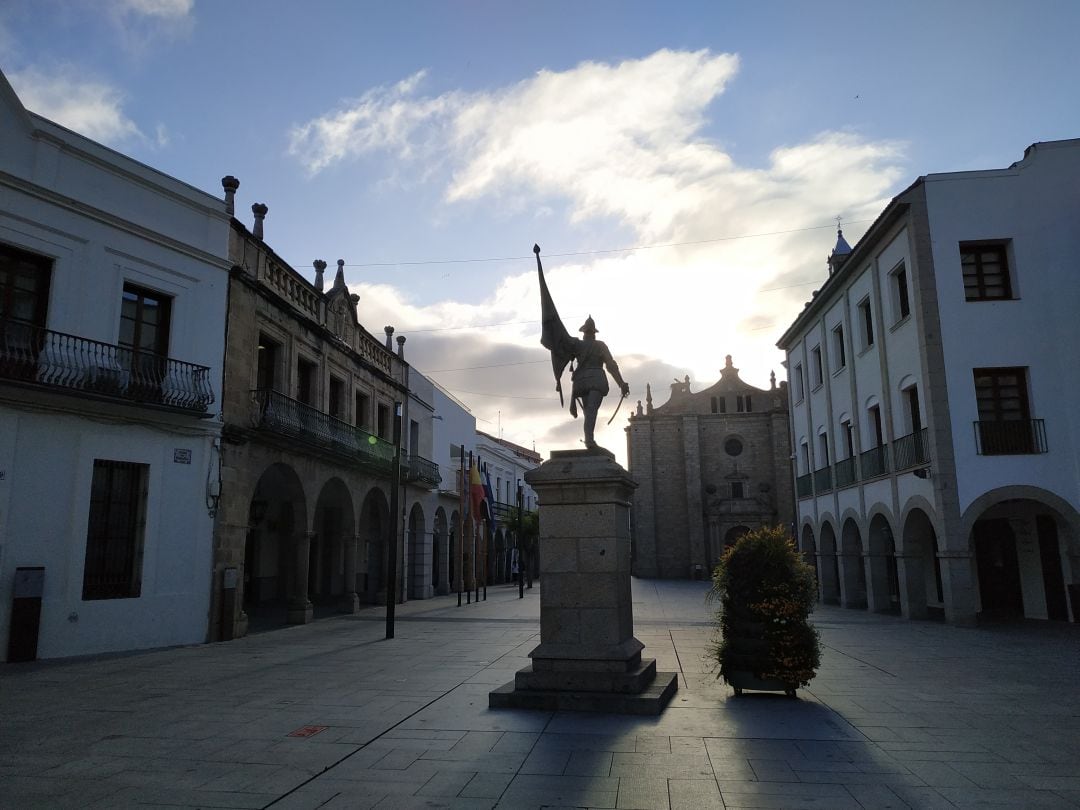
294, 218, 874, 269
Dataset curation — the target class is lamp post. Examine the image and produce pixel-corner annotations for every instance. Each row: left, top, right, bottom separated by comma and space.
517, 482, 524, 599
385, 401, 402, 640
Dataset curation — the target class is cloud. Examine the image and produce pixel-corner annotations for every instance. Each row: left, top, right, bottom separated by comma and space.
108, 0, 195, 55
290, 49, 907, 463
9, 67, 143, 145
114, 0, 193, 17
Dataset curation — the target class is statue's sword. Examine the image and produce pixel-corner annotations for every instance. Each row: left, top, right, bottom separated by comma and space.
606, 390, 627, 425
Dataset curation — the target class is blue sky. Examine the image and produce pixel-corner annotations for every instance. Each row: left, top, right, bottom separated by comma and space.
3, 0, 1079, 460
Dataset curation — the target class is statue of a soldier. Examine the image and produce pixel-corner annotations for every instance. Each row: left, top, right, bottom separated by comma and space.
535, 245, 630, 449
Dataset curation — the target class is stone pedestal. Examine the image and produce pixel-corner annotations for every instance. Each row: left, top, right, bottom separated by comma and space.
489, 448, 678, 715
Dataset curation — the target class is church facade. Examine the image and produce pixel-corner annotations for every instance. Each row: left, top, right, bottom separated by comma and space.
627, 357, 793, 579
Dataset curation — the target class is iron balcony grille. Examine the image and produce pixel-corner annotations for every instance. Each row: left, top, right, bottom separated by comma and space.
403, 454, 442, 487
833, 456, 858, 489
860, 444, 890, 479
812, 465, 833, 494
0, 319, 214, 412
893, 427, 930, 471
974, 419, 1047, 455
795, 473, 813, 499
252, 388, 395, 471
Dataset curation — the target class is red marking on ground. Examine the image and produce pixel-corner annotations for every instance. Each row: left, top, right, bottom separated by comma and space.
288, 725, 328, 738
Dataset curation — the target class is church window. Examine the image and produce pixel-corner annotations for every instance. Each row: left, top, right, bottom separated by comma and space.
724, 437, 743, 457
731, 481, 744, 499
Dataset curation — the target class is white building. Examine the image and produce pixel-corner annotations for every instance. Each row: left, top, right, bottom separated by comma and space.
0, 71, 230, 660
475, 430, 541, 584
778, 139, 1080, 625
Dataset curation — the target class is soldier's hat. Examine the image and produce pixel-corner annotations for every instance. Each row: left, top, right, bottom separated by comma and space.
579, 315, 598, 334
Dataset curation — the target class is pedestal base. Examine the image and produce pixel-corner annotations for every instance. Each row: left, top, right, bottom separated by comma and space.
489, 670, 678, 715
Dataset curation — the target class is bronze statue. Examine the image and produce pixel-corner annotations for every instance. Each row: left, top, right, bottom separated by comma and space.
535, 244, 630, 449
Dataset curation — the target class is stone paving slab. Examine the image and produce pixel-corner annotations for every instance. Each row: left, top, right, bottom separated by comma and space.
2, 580, 1079, 809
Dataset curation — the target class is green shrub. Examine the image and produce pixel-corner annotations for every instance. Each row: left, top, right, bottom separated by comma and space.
708, 525, 821, 687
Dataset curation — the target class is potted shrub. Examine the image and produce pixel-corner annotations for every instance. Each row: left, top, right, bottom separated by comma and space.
708, 525, 821, 697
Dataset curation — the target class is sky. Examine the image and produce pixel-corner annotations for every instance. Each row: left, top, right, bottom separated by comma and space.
4, 0, 1080, 464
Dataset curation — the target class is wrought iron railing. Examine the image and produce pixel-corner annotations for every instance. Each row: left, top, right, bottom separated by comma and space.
812, 465, 832, 494
893, 428, 930, 470
860, 444, 890, 479
403, 454, 442, 487
974, 419, 1047, 455
795, 473, 813, 499
252, 388, 395, 471
834, 456, 858, 488
0, 319, 214, 411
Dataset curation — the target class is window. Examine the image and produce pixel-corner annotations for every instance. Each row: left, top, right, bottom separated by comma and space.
731, 481, 744, 499
1, 242, 52, 327
328, 376, 344, 419
710, 396, 718, 414
800, 440, 810, 475
717, 396, 727, 413
794, 363, 805, 401
868, 404, 884, 447
817, 432, 830, 467
297, 357, 317, 406
409, 419, 419, 453
724, 437, 743, 457
377, 403, 390, 439
841, 419, 855, 458
355, 391, 371, 429
905, 385, 923, 434
892, 262, 911, 320
744, 395, 752, 412
810, 346, 823, 388
83, 460, 148, 600
256, 334, 280, 391
974, 367, 1038, 454
832, 324, 846, 369
858, 298, 874, 349
736, 394, 752, 412
961, 242, 1012, 301
120, 284, 172, 399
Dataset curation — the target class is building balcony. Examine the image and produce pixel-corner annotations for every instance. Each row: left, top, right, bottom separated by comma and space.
833, 456, 858, 489
0, 319, 214, 412
974, 419, 1047, 455
403, 454, 442, 488
860, 444, 890, 479
812, 465, 833, 494
252, 388, 395, 472
893, 427, 930, 471
795, 473, 813, 499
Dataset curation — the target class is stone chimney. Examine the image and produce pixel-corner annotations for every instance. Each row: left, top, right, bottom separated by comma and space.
221, 176, 239, 215
313, 260, 326, 292
251, 203, 268, 240
384, 325, 394, 349
396, 334, 406, 359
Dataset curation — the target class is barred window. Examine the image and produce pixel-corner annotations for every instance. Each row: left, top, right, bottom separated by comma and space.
83, 460, 148, 600
961, 242, 1013, 301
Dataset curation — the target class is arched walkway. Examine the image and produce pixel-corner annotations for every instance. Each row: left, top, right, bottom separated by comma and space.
312, 478, 355, 608
867, 514, 900, 613
359, 488, 390, 604
900, 508, 940, 620
800, 525, 818, 595
818, 523, 841, 605
243, 463, 309, 629
433, 507, 448, 595
407, 502, 429, 600
448, 510, 461, 594
840, 518, 867, 608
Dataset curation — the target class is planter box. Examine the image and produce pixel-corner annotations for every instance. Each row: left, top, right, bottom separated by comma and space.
726, 669, 796, 698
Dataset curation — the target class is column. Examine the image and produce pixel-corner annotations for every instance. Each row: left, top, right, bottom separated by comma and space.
288, 531, 314, 624
895, 553, 929, 619
340, 534, 359, 614
939, 550, 978, 626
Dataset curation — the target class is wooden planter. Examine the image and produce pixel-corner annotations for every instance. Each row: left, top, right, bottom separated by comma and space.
724, 611, 797, 697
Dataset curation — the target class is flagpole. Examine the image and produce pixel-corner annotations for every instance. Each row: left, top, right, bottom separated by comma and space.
467, 452, 474, 604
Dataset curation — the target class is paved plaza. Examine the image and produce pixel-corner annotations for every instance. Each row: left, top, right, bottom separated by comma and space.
1, 579, 1078, 809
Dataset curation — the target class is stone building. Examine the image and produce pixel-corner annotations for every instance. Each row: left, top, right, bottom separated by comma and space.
210, 182, 440, 640
627, 356, 793, 579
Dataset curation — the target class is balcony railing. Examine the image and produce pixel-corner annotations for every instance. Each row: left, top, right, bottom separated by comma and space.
974, 419, 1047, 455
812, 465, 833, 494
893, 427, 930, 471
860, 444, 890, 479
252, 388, 395, 472
0, 319, 214, 412
834, 456, 858, 489
403, 454, 442, 487
795, 473, 813, 499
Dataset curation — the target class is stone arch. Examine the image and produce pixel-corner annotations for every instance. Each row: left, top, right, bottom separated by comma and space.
433, 507, 449, 594
867, 512, 900, 613
840, 517, 868, 608
407, 502, 429, 600
448, 509, 461, 593
900, 506, 940, 620
800, 524, 818, 595
962, 485, 1080, 621
818, 521, 841, 605
243, 463, 310, 628
359, 487, 391, 603
493, 527, 506, 584
311, 477, 355, 606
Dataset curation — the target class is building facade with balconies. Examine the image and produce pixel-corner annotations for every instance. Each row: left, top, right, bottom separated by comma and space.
627, 357, 793, 579
0, 71, 229, 660
475, 431, 541, 586
778, 140, 1080, 625
211, 188, 442, 639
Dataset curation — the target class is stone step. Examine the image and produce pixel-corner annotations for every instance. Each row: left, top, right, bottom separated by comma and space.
513, 657, 658, 694
489, 670, 678, 715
